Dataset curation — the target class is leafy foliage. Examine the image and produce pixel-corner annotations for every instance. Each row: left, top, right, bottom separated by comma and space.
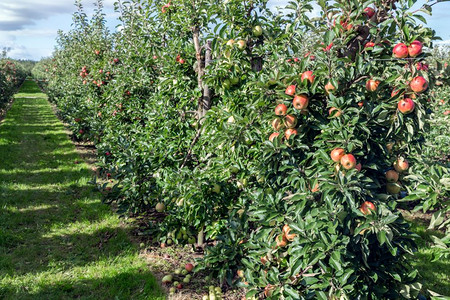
32, 0, 445, 298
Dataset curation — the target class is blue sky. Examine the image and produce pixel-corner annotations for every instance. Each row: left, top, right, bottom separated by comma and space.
0, 0, 449, 61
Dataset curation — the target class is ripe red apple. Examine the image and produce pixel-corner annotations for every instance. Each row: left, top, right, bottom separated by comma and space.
391, 88, 400, 98
358, 101, 364, 107
274, 103, 288, 116
409, 76, 428, 93
325, 82, 336, 94
408, 40, 423, 57
330, 148, 345, 162
285, 85, 296, 96
366, 79, 380, 92
269, 132, 279, 142
340, 154, 357, 170
272, 118, 284, 131
329, 107, 341, 117
364, 7, 375, 18
284, 114, 297, 128
284, 128, 297, 140
185, 263, 194, 272
364, 41, 375, 48
113, 58, 119, 63
393, 43, 408, 58
79, 129, 84, 134
386, 170, 399, 182
301, 71, 315, 84
394, 159, 409, 172
292, 94, 309, 109
398, 98, 415, 114
94, 50, 100, 55
359, 201, 376, 215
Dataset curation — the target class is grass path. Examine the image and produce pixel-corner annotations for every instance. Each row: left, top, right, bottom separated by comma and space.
0, 80, 163, 299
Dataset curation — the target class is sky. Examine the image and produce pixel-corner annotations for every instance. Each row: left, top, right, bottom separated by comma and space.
0, 0, 449, 61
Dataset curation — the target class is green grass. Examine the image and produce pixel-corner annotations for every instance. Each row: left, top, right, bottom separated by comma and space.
0, 80, 164, 299
410, 220, 450, 296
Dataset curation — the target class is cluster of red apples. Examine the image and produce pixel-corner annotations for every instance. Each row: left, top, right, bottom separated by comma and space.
269, 71, 315, 142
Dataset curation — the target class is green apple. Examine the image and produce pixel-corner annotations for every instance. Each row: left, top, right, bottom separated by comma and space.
252, 25, 263, 36
237, 40, 246, 51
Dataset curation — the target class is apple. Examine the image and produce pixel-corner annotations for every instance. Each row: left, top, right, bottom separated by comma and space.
237, 269, 244, 278
358, 101, 364, 107
359, 201, 376, 215
366, 79, 380, 92
79, 129, 84, 134
155, 202, 165, 212
269, 132, 279, 142
408, 40, 423, 57
394, 158, 409, 172
274, 103, 288, 116
385, 170, 399, 182
284, 114, 297, 128
355, 163, 362, 172
398, 98, 415, 114
169, 287, 176, 294
284, 128, 297, 140
94, 49, 101, 55
185, 263, 194, 272
329, 107, 342, 117
391, 88, 400, 98
325, 82, 336, 94
387, 182, 402, 194
113, 58, 119, 63
409, 76, 428, 93
292, 94, 309, 109
340, 154, 357, 170
285, 85, 296, 96
176, 283, 183, 290
162, 274, 173, 284
364, 41, 375, 48
212, 183, 221, 193
364, 7, 375, 18
252, 25, 263, 37
272, 118, 284, 130
236, 40, 246, 51
226, 39, 235, 47
330, 148, 345, 162
393, 43, 408, 58
301, 71, 315, 84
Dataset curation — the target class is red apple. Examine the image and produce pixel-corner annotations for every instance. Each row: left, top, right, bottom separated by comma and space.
393, 43, 408, 58
366, 79, 380, 92
391, 88, 400, 98
365, 41, 375, 48
185, 263, 194, 272
398, 98, 415, 114
301, 71, 315, 84
285, 85, 296, 96
275, 103, 288, 116
358, 101, 364, 107
325, 82, 336, 94
359, 201, 376, 215
408, 40, 423, 57
330, 148, 345, 162
355, 163, 362, 172
329, 107, 341, 117
409, 76, 428, 93
292, 94, 309, 110
272, 118, 284, 131
269, 132, 279, 142
385, 170, 399, 182
394, 159, 409, 172
364, 7, 375, 18
284, 114, 297, 128
340, 154, 357, 170
284, 128, 297, 140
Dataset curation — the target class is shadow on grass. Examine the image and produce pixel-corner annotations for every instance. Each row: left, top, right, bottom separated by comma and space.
0, 269, 164, 300
0, 80, 163, 299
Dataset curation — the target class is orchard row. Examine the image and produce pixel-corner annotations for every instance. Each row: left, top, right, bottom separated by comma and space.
33, 0, 442, 298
